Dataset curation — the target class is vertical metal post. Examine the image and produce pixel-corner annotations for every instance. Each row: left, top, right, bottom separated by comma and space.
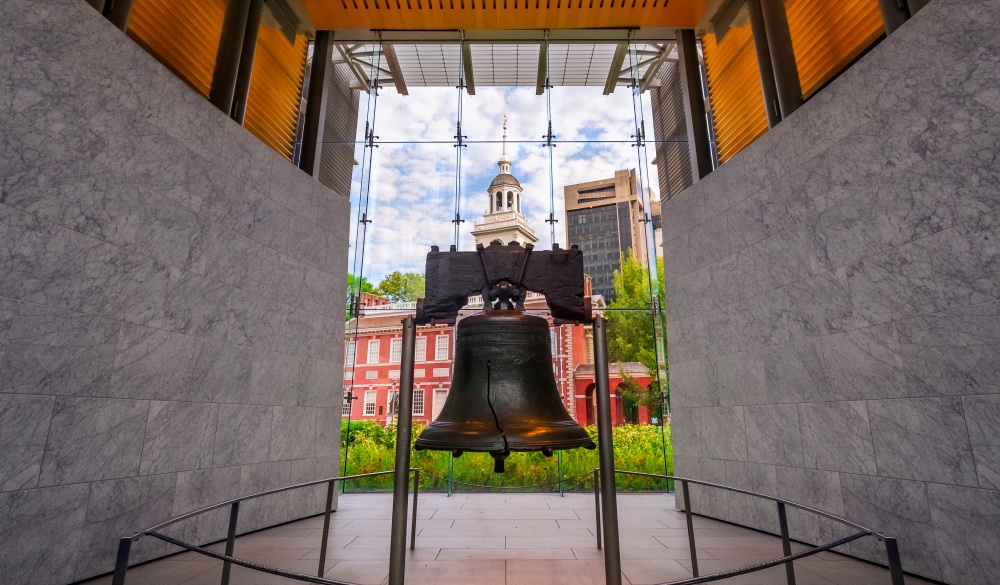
447, 453, 454, 497
221, 502, 240, 585
884, 536, 905, 585
210, 0, 252, 116
558, 451, 564, 497
410, 469, 420, 550
746, 0, 782, 128
300, 31, 334, 176
676, 29, 713, 180
231, 0, 263, 124
317, 480, 336, 577
593, 317, 622, 585
106, 0, 135, 31
110, 537, 133, 585
760, 0, 803, 118
387, 316, 416, 585
681, 480, 699, 577
877, 0, 910, 35
593, 468, 602, 550
777, 502, 796, 585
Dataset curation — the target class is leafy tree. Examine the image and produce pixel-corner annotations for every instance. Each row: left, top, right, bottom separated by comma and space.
346, 274, 376, 320
376, 271, 426, 302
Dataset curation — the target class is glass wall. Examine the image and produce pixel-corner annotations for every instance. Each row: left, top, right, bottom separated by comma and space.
335, 33, 674, 492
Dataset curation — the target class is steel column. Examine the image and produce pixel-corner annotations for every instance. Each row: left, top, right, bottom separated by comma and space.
220, 502, 240, 585
300, 31, 334, 176
681, 480, 699, 577
593, 317, 622, 585
884, 536, 905, 585
877, 0, 910, 35
210, 0, 253, 116
106, 0, 135, 32
231, 0, 263, 124
110, 537, 133, 585
759, 0, 803, 118
387, 316, 417, 585
777, 502, 796, 585
746, 0, 782, 128
593, 468, 602, 550
410, 469, 420, 550
317, 480, 336, 577
676, 30, 713, 180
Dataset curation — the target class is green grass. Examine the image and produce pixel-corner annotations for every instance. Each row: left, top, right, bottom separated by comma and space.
340, 421, 672, 492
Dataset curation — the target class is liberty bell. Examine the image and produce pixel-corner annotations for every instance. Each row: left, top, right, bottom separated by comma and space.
415, 242, 596, 473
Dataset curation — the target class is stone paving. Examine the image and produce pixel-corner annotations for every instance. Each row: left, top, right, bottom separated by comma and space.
81, 492, 939, 585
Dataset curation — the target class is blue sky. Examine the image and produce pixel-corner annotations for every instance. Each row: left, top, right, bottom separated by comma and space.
347, 85, 658, 283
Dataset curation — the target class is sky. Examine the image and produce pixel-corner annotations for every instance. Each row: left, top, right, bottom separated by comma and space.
346, 84, 659, 284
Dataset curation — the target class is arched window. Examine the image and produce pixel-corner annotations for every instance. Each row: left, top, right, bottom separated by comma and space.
491, 239, 504, 246
495, 192, 502, 211
507, 191, 514, 209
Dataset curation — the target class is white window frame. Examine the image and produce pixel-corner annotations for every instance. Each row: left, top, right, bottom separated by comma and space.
415, 336, 427, 361
435, 334, 449, 361
367, 339, 380, 364
345, 342, 356, 365
363, 390, 376, 416
390, 338, 402, 363
550, 330, 558, 357
342, 388, 353, 416
413, 389, 425, 416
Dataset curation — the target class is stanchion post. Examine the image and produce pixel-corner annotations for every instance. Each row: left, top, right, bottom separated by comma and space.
558, 451, 564, 497
681, 480, 699, 577
387, 316, 417, 585
110, 537, 133, 585
447, 453, 454, 497
593, 317, 622, 585
221, 501, 240, 585
410, 469, 420, 550
777, 502, 796, 585
318, 480, 336, 577
884, 536, 905, 585
593, 468, 602, 550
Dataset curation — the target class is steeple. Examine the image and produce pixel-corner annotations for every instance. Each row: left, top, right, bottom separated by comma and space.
472, 114, 536, 247
498, 114, 512, 174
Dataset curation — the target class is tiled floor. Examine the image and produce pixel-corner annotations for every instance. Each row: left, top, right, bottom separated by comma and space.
83, 493, 939, 585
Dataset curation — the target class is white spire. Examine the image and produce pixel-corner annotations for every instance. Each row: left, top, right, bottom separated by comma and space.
498, 114, 512, 173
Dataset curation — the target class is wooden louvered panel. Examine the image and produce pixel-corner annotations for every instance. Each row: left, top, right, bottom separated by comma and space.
702, 24, 768, 164
785, 0, 884, 98
127, 0, 226, 97
244, 28, 308, 160
299, 0, 709, 31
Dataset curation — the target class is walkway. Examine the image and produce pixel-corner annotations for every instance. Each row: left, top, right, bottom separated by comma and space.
82, 492, 936, 585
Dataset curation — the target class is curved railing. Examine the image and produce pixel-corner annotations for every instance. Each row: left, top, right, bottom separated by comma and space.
109, 468, 906, 585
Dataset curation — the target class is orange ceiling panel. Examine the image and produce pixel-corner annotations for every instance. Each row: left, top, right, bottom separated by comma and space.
702, 23, 767, 164
245, 28, 309, 160
299, 0, 709, 31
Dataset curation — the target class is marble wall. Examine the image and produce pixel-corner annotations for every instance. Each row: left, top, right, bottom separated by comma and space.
663, 1, 1000, 584
0, 1, 349, 583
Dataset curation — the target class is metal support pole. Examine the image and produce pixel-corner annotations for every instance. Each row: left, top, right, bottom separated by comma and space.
746, 0, 782, 128
777, 502, 796, 585
210, 0, 252, 116
410, 469, 419, 550
593, 468, 602, 550
300, 31, 334, 176
681, 480, 699, 577
558, 451, 564, 497
593, 317, 622, 585
110, 537, 133, 585
387, 316, 417, 585
221, 502, 240, 585
877, 0, 910, 35
317, 480, 336, 577
884, 536, 905, 585
447, 453, 454, 497
231, 0, 263, 124
106, 0, 135, 31
676, 30, 713, 180
760, 0, 803, 118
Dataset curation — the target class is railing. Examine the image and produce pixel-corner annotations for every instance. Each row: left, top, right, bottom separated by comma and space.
109, 467, 906, 585
109, 469, 421, 585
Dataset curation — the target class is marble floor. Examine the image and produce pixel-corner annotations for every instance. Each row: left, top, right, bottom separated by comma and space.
81, 492, 939, 585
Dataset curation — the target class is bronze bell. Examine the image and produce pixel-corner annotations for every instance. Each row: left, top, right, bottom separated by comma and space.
415, 309, 596, 473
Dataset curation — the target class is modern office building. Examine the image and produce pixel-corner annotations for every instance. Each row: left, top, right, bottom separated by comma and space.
1, 1, 996, 584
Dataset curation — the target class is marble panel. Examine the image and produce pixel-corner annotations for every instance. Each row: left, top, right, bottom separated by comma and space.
710, 248, 759, 309
301, 358, 341, 408
840, 474, 942, 581
723, 461, 778, 533
845, 237, 939, 327
666, 359, 715, 409
286, 215, 330, 270
324, 235, 351, 288
712, 349, 767, 406
302, 265, 341, 317
750, 223, 814, 293
668, 408, 701, 458
110, 323, 197, 401
0, 301, 119, 396
213, 404, 272, 467
225, 287, 288, 351
249, 350, 305, 406
664, 266, 713, 321
868, 397, 978, 486
699, 406, 747, 461
690, 457, 729, 521
0, 483, 88, 585
288, 457, 326, 518
281, 306, 325, 359
963, 394, 1000, 489
74, 240, 170, 325
140, 401, 218, 475
259, 248, 306, 308
270, 406, 317, 461
927, 483, 1000, 585
38, 397, 148, 486
896, 299, 1000, 396
773, 466, 847, 547
188, 340, 253, 404
181, 158, 246, 234
819, 324, 906, 401
314, 407, 342, 459
762, 341, 829, 404
171, 466, 242, 545
75, 473, 178, 579
160, 268, 232, 342
926, 208, 1000, 311
741, 291, 794, 350
780, 268, 854, 341
965, 29, 1000, 113
0, 21, 80, 122
0, 0, 72, 32
238, 460, 291, 532
205, 225, 268, 292
726, 185, 792, 251
128, 185, 210, 273
797, 402, 877, 475
686, 212, 732, 274
744, 404, 803, 467
807, 192, 884, 275
0, 394, 53, 491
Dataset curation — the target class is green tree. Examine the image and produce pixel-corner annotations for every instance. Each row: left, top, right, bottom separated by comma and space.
346, 274, 376, 321
376, 271, 426, 302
